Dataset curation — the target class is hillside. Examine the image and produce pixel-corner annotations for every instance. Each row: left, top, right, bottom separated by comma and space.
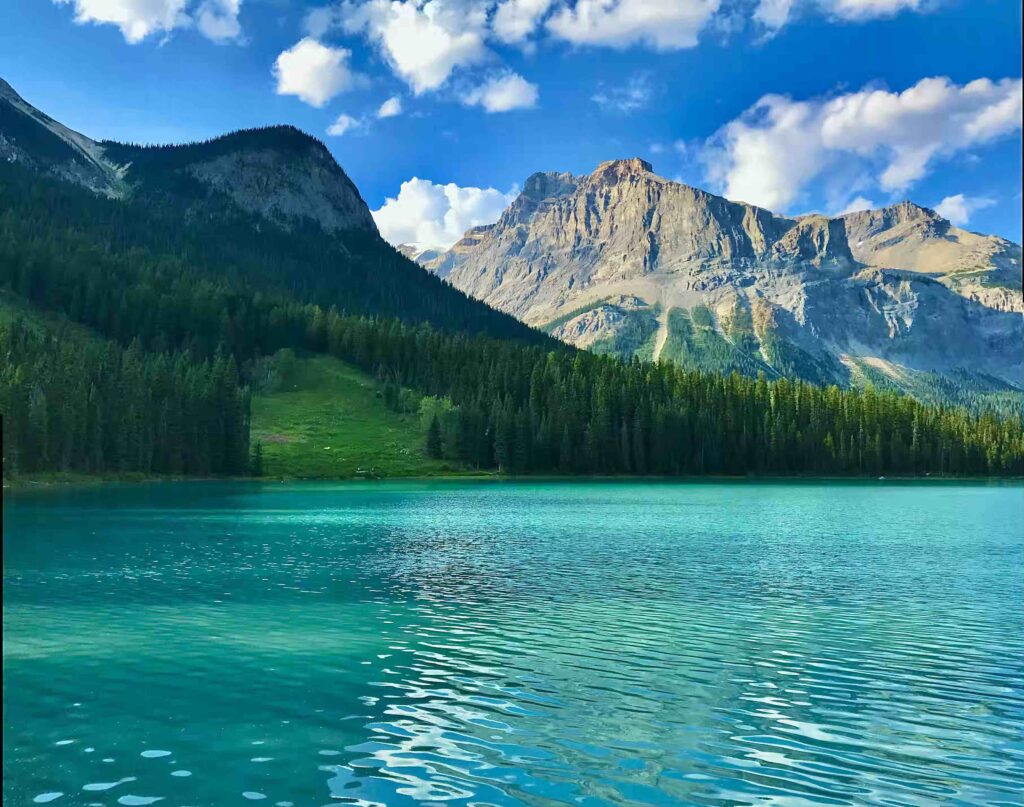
0, 291, 250, 478
251, 353, 458, 479
420, 159, 1023, 411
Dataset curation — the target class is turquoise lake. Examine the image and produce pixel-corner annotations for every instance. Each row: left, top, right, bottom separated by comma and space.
3, 480, 1023, 806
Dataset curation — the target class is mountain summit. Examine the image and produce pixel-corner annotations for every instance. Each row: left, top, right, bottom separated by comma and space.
419, 159, 1023, 406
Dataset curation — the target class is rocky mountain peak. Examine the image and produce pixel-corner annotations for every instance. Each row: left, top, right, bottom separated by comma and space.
589, 158, 655, 185
522, 170, 578, 200
842, 199, 947, 238
410, 157, 1021, 399
1, 76, 128, 197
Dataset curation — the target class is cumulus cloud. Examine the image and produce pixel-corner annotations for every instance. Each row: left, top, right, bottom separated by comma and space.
934, 193, 995, 226
755, 0, 923, 31
835, 195, 876, 215
546, 0, 720, 50
462, 72, 538, 112
592, 72, 653, 113
830, 0, 922, 20
492, 0, 554, 43
372, 177, 516, 248
704, 76, 1023, 212
194, 0, 241, 41
340, 0, 490, 95
377, 96, 403, 117
753, 0, 795, 28
273, 38, 358, 107
53, 0, 247, 42
326, 113, 363, 135
54, 0, 190, 43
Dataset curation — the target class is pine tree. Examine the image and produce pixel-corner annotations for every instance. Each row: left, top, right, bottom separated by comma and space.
426, 415, 443, 459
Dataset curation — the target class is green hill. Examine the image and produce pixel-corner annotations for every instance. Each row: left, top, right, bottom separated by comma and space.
251, 354, 458, 479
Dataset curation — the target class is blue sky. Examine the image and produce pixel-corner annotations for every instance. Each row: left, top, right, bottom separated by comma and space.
2, 0, 1021, 247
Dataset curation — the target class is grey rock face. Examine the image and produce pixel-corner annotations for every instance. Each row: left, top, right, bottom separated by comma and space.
185, 143, 376, 235
421, 158, 1023, 402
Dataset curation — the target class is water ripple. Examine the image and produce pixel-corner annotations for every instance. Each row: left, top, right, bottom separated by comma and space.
4, 480, 1023, 805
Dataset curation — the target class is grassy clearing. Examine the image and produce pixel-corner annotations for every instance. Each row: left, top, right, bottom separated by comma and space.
250, 354, 460, 479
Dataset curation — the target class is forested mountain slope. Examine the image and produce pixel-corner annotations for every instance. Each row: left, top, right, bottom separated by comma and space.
0, 292, 249, 476
2, 80, 1022, 478
0, 78, 540, 342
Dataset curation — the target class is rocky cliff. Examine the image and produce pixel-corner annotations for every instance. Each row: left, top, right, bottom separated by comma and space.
842, 201, 1022, 313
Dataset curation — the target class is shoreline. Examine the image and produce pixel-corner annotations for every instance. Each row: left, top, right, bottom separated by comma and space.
5, 471, 1023, 492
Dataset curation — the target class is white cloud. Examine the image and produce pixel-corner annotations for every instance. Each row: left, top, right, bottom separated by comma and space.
830, 0, 922, 20
592, 72, 653, 113
836, 195, 876, 215
492, 0, 553, 42
462, 72, 538, 112
303, 4, 340, 37
755, 0, 923, 31
372, 177, 516, 248
273, 38, 358, 107
53, 0, 248, 42
753, 0, 794, 28
704, 76, 1024, 212
341, 0, 490, 95
195, 0, 241, 41
377, 95, 403, 117
54, 0, 190, 43
546, 0, 720, 50
934, 193, 995, 226
326, 113, 362, 135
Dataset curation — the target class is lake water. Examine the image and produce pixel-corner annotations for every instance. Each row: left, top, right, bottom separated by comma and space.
3, 480, 1023, 806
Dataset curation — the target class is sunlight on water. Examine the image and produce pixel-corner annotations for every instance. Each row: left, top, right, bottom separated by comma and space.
4, 480, 1023, 805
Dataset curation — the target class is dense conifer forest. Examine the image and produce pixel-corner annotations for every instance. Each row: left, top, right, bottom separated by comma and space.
0, 312, 249, 475
2, 160, 1022, 478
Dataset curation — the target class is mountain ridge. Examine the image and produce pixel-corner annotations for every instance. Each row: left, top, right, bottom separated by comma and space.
3, 82, 1022, 481
414, 158, 1022, 406
2, 78, 377, 236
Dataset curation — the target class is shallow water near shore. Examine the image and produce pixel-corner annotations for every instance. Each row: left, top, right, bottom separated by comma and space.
4, 479, 1023, 805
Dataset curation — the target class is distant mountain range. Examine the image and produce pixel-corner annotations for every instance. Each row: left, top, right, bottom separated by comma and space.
406, 158, 1023, 408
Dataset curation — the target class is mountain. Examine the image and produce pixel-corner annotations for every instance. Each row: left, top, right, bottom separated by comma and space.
397, 243, 446, 266
0, 78, 540, 343
1, 77, 374, 234
0, 78, 129, 198
420, 158, 1023, 408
